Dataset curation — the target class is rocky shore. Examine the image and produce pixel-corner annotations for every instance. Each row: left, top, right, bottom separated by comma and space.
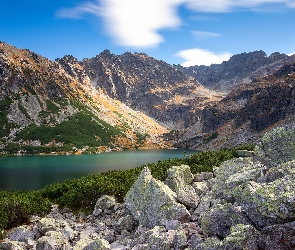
1, 126, 294, 249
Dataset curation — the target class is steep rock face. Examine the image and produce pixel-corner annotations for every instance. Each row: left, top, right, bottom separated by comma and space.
0, 42, 170, 154
80, 50, 222, 128
177, 63, 295, 150
175, 50, 295, 92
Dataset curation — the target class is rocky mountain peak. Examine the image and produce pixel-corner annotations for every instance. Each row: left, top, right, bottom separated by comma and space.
176, 50, 295, 92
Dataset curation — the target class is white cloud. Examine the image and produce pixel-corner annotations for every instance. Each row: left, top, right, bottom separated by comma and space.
288, 52, 295, 56
192, 31, 221, 40
56, 2, 102, 19
176, 48, 232, 66
185, 0, 295, 12
58, 0, 184, 48
57, 0, 295, 48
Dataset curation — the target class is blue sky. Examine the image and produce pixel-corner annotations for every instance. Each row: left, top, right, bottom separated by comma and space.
1, 0, 295, 66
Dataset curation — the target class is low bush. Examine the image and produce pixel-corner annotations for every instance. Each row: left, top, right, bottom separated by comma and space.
0, 191, 51, 238
0, 146, 250, 239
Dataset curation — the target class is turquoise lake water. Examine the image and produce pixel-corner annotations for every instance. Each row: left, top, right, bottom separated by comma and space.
0, 149, 197, 191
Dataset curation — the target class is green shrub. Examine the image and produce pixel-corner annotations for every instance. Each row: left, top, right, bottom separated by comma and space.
14, 111, 123, 150
0, 191, 51, 238
46, 100, 60, 114
40, 147, 238, 212
0, 147, 240, 237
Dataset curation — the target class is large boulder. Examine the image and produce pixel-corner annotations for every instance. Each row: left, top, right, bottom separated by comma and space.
200, 203, 247, 239
210, 157, 263, 202
255, 126, 295, 167
234, 169, 295, 229
165, 165, 200, 208
124, 167, 190, 228
261, 221, 295, 249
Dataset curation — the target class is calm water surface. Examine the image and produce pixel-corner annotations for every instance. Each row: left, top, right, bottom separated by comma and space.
0, 149, 197, 191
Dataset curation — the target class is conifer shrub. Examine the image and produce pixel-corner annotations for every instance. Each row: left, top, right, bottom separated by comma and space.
0, 146, 250, 239
0, 191, 51, 238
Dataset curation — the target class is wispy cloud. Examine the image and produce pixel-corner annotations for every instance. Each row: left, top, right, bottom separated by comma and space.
185, 0, 295, 12
176, 48, 232, 66
57, 0, 295, 48
56, 1, 102, 19
192, 31, 221, 40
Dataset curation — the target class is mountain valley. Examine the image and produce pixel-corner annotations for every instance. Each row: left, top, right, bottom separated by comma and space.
1, 41, 295, 154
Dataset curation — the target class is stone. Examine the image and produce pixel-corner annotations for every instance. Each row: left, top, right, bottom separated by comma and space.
222, 224, 261, 250
261, 221, 295, 250
255, 126, 295, 167
37, 218, 60, 234
164, 220, 182, 231
234, 171, 295, 229
8, 226, 35, 242
36, 231, 71, 250
93, 195, 117, 216
165, 165, 199, 208
166, 165, 194, 188
124, 167, 190, 228
192, 181, 209, 196
145, 226, 172, 250
173, 229, 188, 249
114, 215, 137, 233
0, 241, 27, 250
194, 172, 214, 182
211, 157, 263, 202
200, 203, 246, 239
73, 238, 111, 250
110, 242, 129, 250
197, 237, 222, 250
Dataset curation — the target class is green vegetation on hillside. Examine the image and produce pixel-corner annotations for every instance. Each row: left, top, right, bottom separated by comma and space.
0, 146, 253, 238
1, 109, 125, 154
0, 96, 13, 138
16, 111, 121, 146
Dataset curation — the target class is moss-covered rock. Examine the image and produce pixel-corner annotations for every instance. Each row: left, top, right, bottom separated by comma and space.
165, 165, 199, 208
211, 157, 263, 202
234, 170, 295, 228
36, 231, 71, 250
73, 237, 111, 250
222, 224, 261, 250
255, 126, 295, 167
200, 203, 247, 239
124, 167, 190, 228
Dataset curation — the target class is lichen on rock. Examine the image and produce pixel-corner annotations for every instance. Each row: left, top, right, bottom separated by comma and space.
165, 165, 200, 208
211, 157, 263, 202
124, 167, 191, 228
255, 125, 295, 167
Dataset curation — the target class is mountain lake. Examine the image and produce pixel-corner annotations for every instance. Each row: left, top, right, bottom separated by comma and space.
0, 149, 198, 191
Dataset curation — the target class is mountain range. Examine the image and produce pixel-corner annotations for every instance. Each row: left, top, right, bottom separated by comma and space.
0, 41, 294, 154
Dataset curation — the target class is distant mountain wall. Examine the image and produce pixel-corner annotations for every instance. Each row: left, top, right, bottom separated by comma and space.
1, 41, 295, 153
175, 50, 295, 92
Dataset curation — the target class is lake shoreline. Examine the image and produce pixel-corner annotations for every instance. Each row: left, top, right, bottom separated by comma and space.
0, 148, 197, 191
